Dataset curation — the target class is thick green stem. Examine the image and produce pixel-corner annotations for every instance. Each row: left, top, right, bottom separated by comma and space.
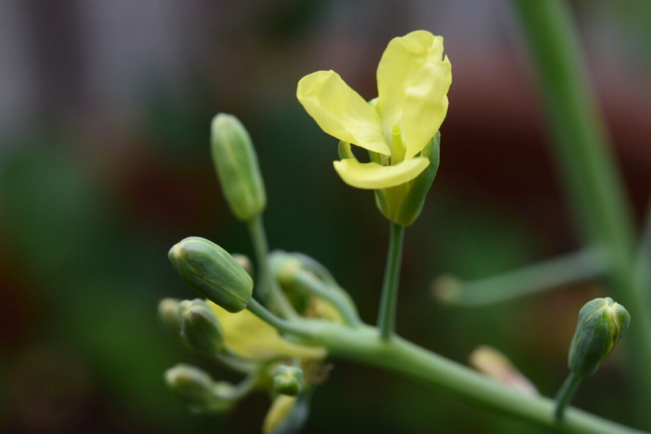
377, 222, 405, 340
312, 323, 644, 434
555, 372, 583, 422
245, 299, 644, 432
436, 248, 608, 307
248, 214, 298, 319
512, 0, 651, 428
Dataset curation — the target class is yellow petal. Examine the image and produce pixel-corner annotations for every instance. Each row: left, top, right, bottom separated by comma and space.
297, 70, 390, 155
208, 301, 326, 361
402, 53, 451, 160
333, 157, 429, 190
376, 31, 434, 133
376, 31, 451, 159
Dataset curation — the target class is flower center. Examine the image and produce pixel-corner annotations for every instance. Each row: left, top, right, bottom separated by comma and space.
391, 125, 405, 165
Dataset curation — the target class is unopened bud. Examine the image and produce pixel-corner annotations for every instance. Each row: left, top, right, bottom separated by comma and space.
180, 299, 224, 354
158, 298, 182, 331
169, 237, 253, 312
211, 113, 266, 222
568, 297, 630, 377
165, 364, 214, 405
273, 365, 303, 396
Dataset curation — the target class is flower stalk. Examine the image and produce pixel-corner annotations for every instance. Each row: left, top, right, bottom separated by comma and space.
248, 214, 298, 319
377, 222, 406, 340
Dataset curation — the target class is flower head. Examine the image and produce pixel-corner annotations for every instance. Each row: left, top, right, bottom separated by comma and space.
297, 30, 451, 192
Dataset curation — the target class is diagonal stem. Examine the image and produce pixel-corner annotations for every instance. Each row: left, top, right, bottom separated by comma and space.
435, 248, 608, 307
311, 322, 646, 434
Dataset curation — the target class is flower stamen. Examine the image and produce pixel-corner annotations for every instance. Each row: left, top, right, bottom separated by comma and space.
391, 125, 405, 164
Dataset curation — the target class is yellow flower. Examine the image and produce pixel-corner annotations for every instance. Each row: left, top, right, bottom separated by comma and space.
297, 30, 451, 191
207, 301, 326, 361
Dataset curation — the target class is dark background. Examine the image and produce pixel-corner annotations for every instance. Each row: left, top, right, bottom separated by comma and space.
0, 0, 650, 432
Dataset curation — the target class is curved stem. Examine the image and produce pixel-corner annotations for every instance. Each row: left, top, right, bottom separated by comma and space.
248, 214, 298, 319
291, 269, 361, 327
222, 373, 260, 400
216, 351, 259, 374
377, 222, 405, 340
554, 372, 583, 422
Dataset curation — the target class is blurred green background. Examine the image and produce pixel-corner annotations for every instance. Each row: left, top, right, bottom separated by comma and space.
1, 0, 650, 432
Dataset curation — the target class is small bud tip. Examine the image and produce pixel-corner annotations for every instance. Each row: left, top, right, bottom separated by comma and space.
432, 274, 462, 304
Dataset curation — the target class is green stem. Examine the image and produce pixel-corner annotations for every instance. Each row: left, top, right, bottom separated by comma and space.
436, 248, 608, 307
377, 222, 406, 340
246, 298, 643, 432
554, 372, 583, 422
248, 214, 298, 319
512, 0, 651, 428
291, 269, 361, 327
311, 322, 644, 434
225, 373, 259, 400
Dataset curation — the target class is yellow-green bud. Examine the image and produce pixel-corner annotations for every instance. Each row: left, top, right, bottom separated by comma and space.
165, 364, 215, 405
169, 237, 253, 312
273, 365, 303, 396
180, 299, 224, 354
211, 113, 266, 222
568, 297, 630, 377
158, 297, 182, 331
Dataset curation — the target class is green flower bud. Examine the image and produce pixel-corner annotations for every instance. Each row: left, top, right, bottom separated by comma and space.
273, 365, 304, 396
169, 237, 253, 312
180, 299, 224, 354
165, 364, 215, 405
211, 113, 266, 222
158, 297, 182, 331
373, 132, 440, 227
568, 297, 630, 377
